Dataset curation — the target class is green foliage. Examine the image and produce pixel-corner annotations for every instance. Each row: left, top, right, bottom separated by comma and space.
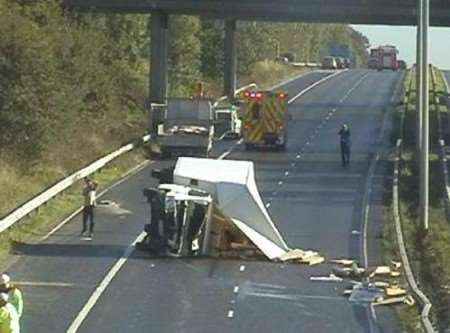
168, 15, 201, 96
200, 20, 224, 80
199, 20, 369, 81
0, 0, 147, 166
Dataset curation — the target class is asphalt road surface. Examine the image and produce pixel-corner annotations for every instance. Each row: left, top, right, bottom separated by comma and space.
6, 70, 402, 333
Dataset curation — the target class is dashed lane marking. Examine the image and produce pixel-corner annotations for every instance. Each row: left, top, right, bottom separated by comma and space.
227, 310, 234, 318
339, 72, 370, 104
218, 139, 243, 160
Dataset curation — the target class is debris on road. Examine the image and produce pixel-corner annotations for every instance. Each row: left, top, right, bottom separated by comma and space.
310, 274, 343, 282
279, 249, 324, 265
310, 257, 413, 307
348, 282, 384, 304
329, 259, 354, 266
385, 285, 407, 297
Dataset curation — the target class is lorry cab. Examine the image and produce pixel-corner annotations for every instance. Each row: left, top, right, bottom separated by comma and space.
240, 90, 288, 150
214, 105, 241, 139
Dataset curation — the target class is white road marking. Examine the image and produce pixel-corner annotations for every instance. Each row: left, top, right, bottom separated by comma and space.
218, 139, 243, 160
291, 163, 296, 167
288, 70, 345, 104
66, 232, 146, 333
265, 203, 271, 208
296, 154, 301, 159
278, 181, 283, 185
233, 286, 240, 294
339, 72, 370, 104
227, 310, 234, 318
284, 171, 289, 176
239, 265, 246, 272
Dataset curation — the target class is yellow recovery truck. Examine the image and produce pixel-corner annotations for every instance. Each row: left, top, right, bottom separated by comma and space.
240, 90, 288, 150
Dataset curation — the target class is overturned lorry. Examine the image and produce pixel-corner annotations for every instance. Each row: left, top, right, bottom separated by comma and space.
138, 157, 322, 263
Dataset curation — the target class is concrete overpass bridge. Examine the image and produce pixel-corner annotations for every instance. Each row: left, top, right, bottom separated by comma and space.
64, 0, 445, 105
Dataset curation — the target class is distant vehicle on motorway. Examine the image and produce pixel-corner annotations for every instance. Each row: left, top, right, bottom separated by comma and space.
397, 60, 407, 70
368, 45, 398, 71
321, 56, 337, 69
343, 58, 351, 68
335, 57, 346, 69
367, 57, 378, 69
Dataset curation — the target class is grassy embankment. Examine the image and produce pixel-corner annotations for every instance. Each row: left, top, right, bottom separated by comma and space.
0, 60, 308, 271
382, 67, 450, 332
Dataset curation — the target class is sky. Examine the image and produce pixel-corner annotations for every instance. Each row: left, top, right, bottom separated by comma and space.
352, 25, 450, 69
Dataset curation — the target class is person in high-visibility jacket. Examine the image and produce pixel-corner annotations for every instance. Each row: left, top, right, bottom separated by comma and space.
0, 274, 22, 319
0, 293, 19, 333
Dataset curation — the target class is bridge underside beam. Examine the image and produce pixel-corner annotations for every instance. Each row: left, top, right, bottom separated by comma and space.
64, 0, 450, 26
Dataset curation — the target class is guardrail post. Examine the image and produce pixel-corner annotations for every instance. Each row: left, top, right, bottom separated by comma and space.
224, 19, 237, 102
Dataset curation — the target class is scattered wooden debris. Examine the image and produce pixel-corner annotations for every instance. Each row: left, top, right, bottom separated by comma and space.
279, 249, 324, 265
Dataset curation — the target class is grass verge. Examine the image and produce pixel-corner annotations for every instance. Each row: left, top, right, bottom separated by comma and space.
382, 67, 450, 332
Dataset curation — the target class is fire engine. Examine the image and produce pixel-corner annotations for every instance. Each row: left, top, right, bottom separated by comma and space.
368, 45, 398, 71
240, 90, 288, 150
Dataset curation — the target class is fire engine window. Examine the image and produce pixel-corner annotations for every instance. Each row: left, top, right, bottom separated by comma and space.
251, 103, 261, 120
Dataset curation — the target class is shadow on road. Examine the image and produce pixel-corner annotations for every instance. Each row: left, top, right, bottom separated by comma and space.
11, 241, 126, 258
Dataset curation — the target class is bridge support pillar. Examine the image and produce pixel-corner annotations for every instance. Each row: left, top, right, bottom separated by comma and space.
150, 11, 168, 103
224, 20, 237, 101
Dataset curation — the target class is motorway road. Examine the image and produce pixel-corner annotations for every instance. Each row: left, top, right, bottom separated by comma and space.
6, 70, 401, 333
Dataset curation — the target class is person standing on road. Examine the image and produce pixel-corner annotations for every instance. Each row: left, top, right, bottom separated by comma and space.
0, 274, 22, 319
338, 124, 351, 167
0, 293, 19, 333
81, 178, 97, 239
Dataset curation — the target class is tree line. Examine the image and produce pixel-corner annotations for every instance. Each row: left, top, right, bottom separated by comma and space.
0, 0, 369, 166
